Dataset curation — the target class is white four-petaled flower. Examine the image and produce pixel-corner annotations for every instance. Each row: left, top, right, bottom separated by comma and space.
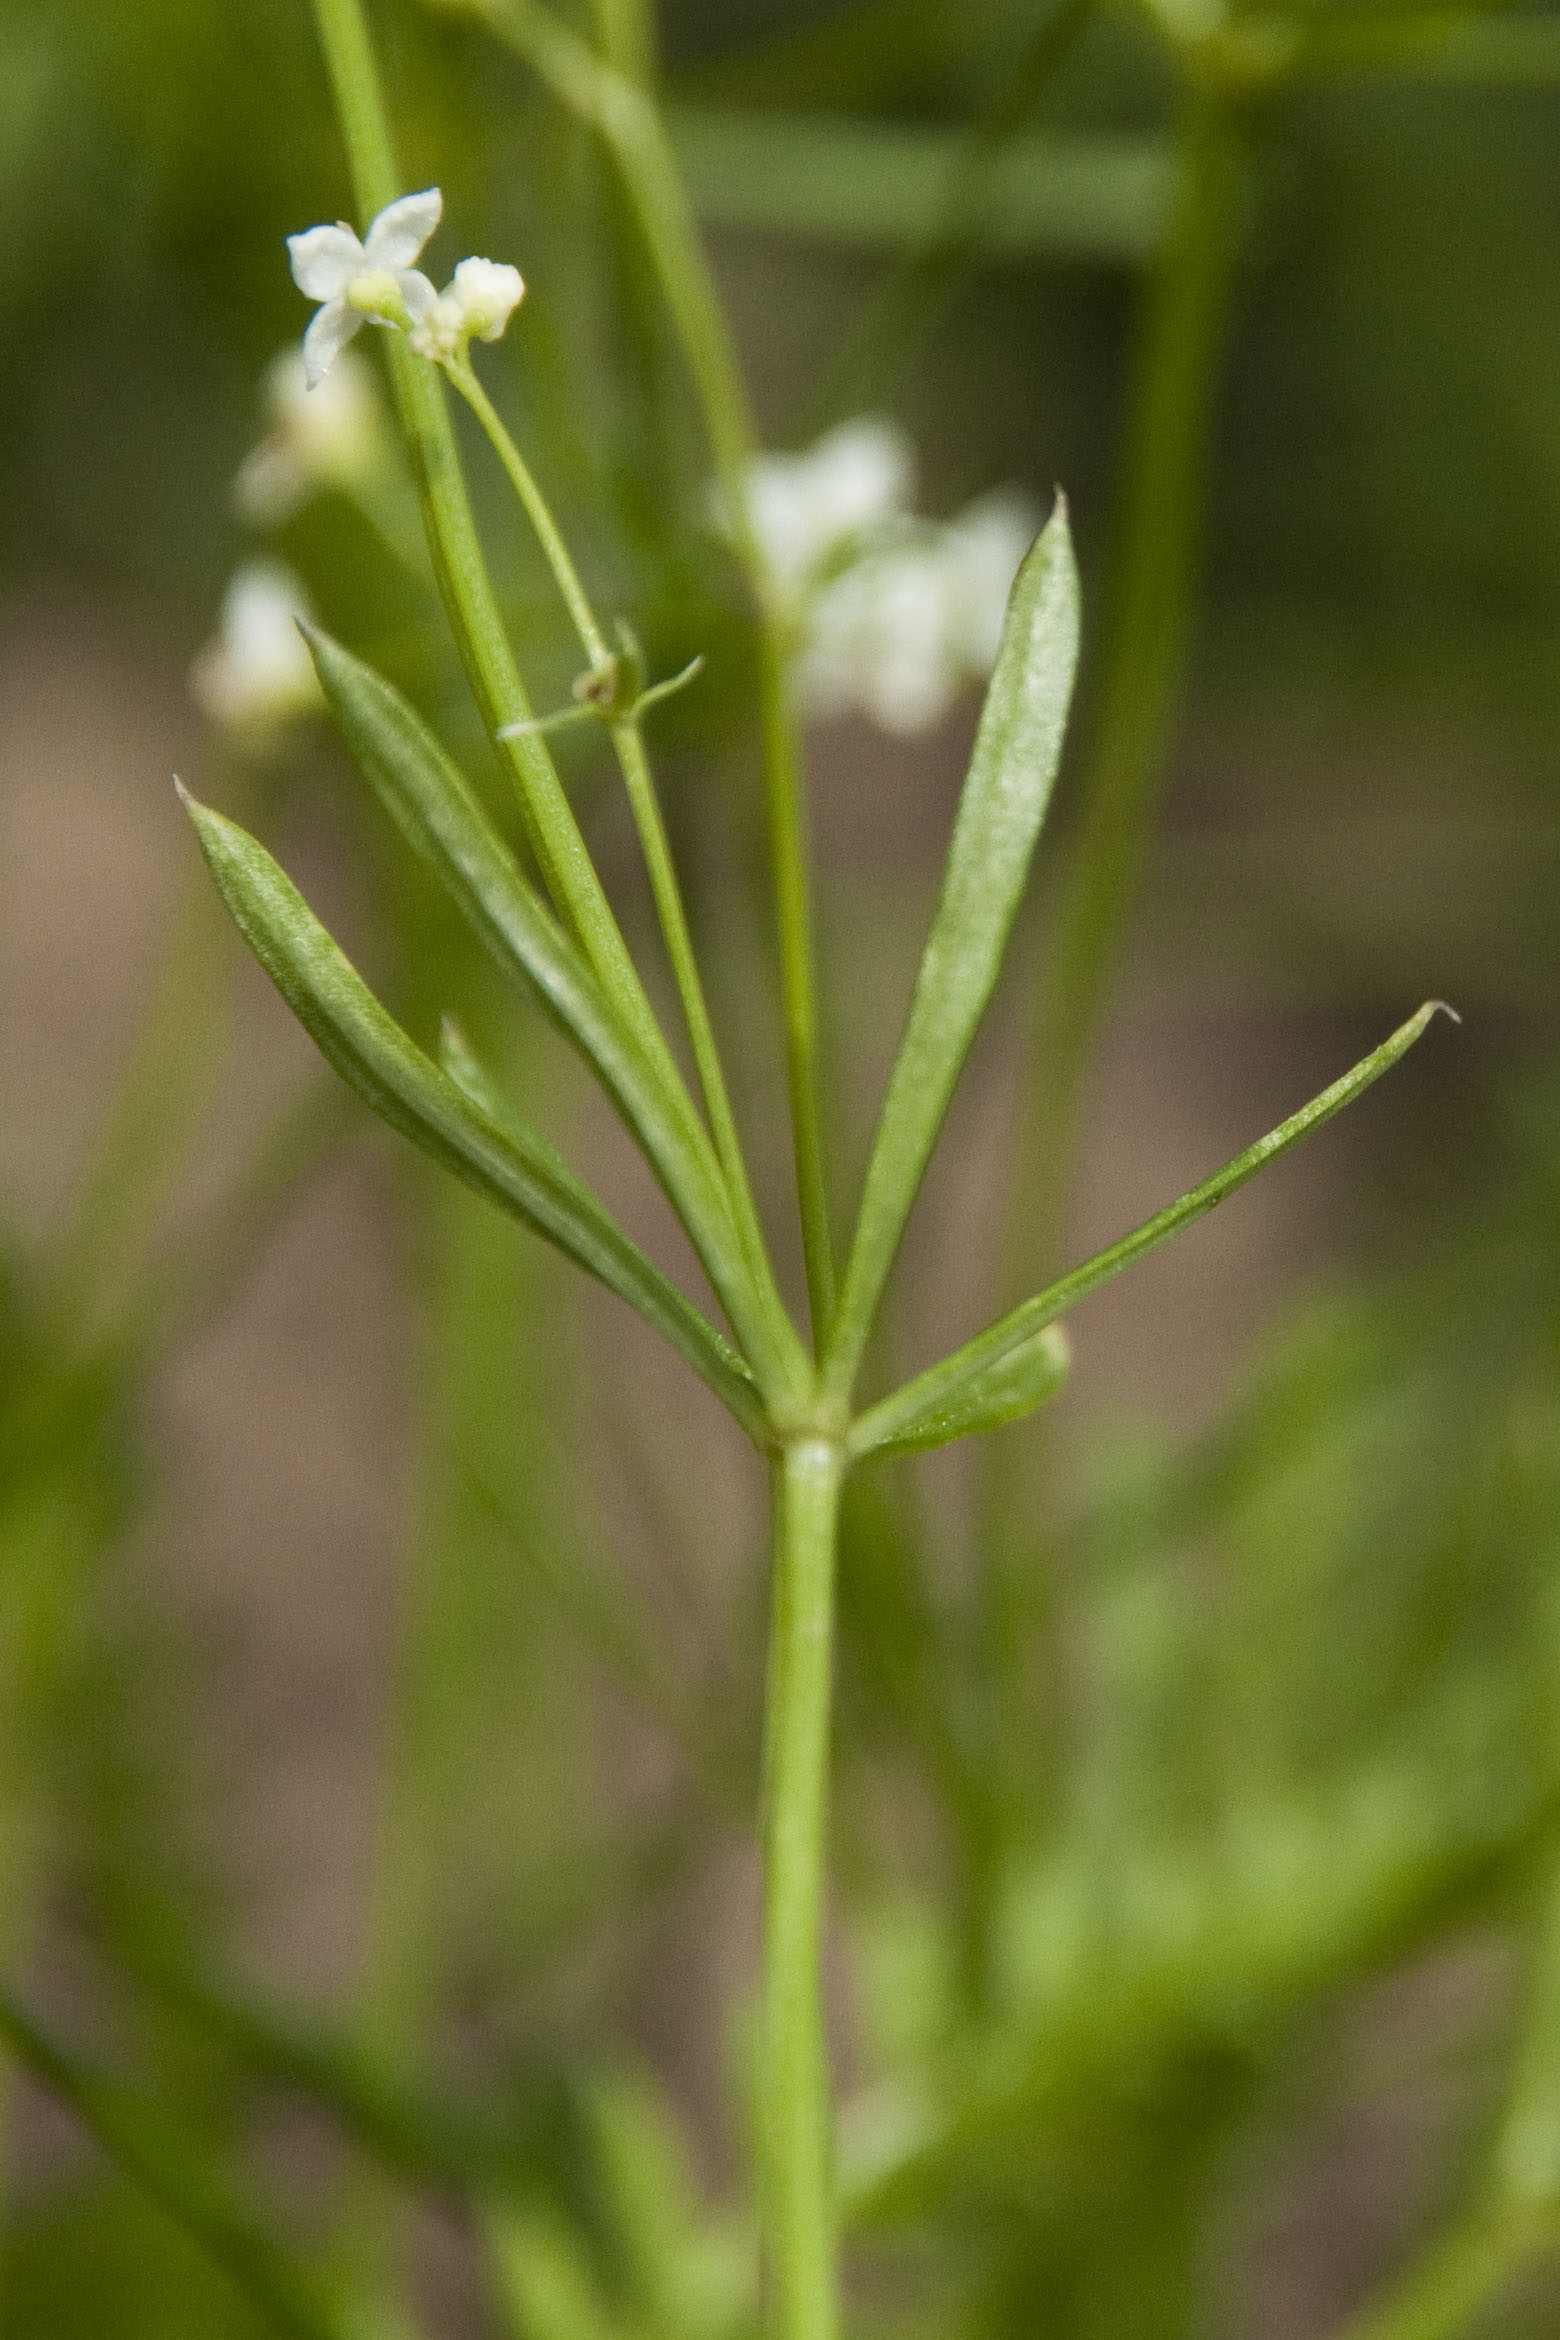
287, 189, 443, 387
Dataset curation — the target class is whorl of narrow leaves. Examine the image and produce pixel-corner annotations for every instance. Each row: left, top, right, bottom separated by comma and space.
177, 788, 762, 1435
827, 500, 1081, 1390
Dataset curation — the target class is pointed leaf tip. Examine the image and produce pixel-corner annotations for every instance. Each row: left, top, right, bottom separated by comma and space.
828, 491, 1081, 1387
853, 1000, 1446, 1441
184, 800, 763, 1433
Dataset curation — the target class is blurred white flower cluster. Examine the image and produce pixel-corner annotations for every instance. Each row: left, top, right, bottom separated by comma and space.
233, 346, 387, 526
189, 561, 321, 736
743, 419, 1038, 736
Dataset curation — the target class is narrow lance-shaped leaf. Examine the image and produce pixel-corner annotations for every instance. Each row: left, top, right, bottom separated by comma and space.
180, 791, 763, 1438
827, 501, 1080, 1391
851, 1002, 1453, 1457
850, 1324, 1069, 1462
301, 627, 783, 1384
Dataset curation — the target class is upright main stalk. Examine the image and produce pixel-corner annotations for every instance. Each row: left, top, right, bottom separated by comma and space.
760, 1435, 845, 2340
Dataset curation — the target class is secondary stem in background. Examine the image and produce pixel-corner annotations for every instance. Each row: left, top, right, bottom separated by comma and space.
474, 0, 838, 1340
445, 355, 786, 1315
760, 1436, 846, 2340
801, 0, 1092, 429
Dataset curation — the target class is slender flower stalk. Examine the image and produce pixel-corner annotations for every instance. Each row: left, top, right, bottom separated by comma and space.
464, 0, 839, 1340
444, 351, 785, 1317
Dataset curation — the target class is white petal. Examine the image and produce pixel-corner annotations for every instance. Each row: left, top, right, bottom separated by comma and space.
743, 417, 914, 594
364, 187, 442, 271
302, 299, 362, 388
806, 418, 913, 544
288, 222, 364, 300
394, 268, 439, 321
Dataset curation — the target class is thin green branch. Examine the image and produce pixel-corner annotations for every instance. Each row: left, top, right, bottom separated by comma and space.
465, 0, 838, 1341
442, 355, 802, 1372
445, 355, 609, 664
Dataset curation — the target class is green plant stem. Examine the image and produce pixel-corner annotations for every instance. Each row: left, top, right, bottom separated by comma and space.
446, 356, 608, 663
759, 1436, 845, 2340
308, 0, 697, 1151
802, 0, 1092, 425
470, 0, 837, 1341
444, 357, 799, 1361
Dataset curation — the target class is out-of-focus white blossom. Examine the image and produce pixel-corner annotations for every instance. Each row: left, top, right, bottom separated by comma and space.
800, 539, 961, 736
745, 417, 913, 601
287, 189, 442, 386
739, 420, 1038, 735
234, 347, 387, 526
406, 255, 525, 362
189, 561, 322, 733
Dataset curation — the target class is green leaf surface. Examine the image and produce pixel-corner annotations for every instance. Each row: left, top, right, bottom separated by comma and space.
300, 628, 776, 1379
180, 791, 762, 1435
850, 1002, 1453, 1453
850, 1324, 1069, 1461
828, 501, 1080, 1391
